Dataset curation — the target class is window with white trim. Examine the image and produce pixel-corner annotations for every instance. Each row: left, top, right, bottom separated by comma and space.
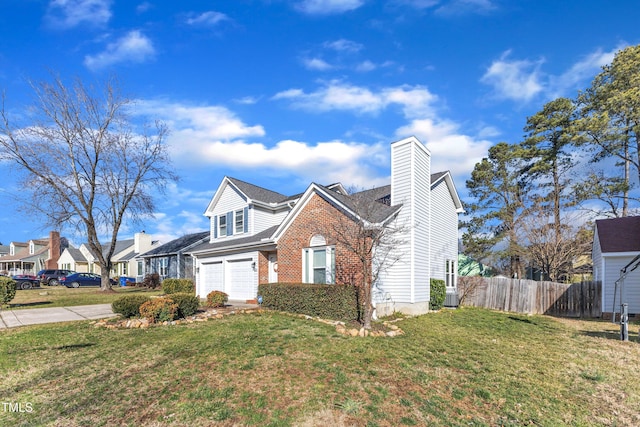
219, 215, 227, 237
235, 209, 244, 234
29, 241, 35, 255
303, 235, 335, 284
445, 259, 456, 288
159, 258, 168, 277
137, 261, 144, 276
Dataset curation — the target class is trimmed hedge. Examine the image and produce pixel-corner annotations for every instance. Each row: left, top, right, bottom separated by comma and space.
170, 292, 201, 317
0, 276, 17, 305
430, 278, 446, 311
206, 290, 228, 308
258, 283, 360, 321
112, 295, 152, 318
162, 278, 195, 295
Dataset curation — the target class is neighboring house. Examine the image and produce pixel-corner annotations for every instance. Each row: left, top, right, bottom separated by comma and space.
592, 216, 640, 316
57, 232, 156, 280
138, 231, 209, 281
458, 254, 495, 277
189, 136, 463, 316
0, 231, 66, 275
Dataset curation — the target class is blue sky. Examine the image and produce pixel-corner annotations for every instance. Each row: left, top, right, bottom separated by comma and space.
0, 0, 638, 246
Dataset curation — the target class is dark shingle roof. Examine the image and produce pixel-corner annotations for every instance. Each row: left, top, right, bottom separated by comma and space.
317, 184, 401, 224
596, 216, 640, 253
227, 177, 289, 204
140, 231, 209, 257
188, 225, 278, 254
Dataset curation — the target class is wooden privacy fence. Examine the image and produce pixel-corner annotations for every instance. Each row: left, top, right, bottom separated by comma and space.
458, 277, 601, 318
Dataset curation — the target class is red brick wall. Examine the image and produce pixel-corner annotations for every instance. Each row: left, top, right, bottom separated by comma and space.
258, 251, 270, 284
277, 193, 368, 287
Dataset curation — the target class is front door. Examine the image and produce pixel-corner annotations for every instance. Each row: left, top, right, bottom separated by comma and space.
268, 253, 278, 283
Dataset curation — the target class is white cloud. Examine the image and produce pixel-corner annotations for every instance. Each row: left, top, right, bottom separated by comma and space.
480, 50, 545, 102
294, 0, 365, 15
302, 57, 334, 71
134, 100, 265, 142
84, 30, 155, 70
323, 39, 363, 52
46, 0, 112, 29
356, 60, 377, 72
185, 11, 229, 27
396, 118, 492, 184
272, 81, 437, 117
435, 0, 497, 16
549, 45, 624, 97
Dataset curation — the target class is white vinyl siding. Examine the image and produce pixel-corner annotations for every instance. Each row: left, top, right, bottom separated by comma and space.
253, 206, 290, 234
602, 254, 640, 314
430, 179, 458, 282
382, 137, 431, 304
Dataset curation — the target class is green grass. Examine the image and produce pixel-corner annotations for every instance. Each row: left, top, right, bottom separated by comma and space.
6, 286, 163, 309
1, 307, 639, 426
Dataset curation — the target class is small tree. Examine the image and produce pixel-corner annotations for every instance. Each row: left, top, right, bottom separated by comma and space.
0, 74, 177, 290
328, 188, 407, 330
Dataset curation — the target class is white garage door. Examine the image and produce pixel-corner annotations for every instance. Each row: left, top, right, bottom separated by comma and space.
201, 262, 223, 296
227, 259, 255, 300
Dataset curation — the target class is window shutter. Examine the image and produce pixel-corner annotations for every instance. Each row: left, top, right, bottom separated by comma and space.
227, 211, 233, 236
243, 207, 249, 233
213, 215, 218, 238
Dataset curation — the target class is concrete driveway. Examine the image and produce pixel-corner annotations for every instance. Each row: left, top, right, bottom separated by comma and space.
0, 304, 117, 329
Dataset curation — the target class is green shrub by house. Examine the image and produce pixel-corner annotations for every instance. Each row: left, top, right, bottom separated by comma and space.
0, 276, 17, 305
139, 297, 178, 323
162, 278, 195, 294
111, 295, 152, 318
206, 290, 228, 308
430, 278, 446, 311
170, 292, 201, 317
258, 283, 360, 321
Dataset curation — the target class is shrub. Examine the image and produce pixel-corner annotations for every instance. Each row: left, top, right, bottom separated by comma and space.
162, 278, 195, 295
0, 276, 17, 305
170, 292, 201, 318
430, 278, 446, 311
258, 283, 360, 321
139, 297, 178, 323
206, 290, 228, 308
111, 295, 152, 318
141, 273, 161, 289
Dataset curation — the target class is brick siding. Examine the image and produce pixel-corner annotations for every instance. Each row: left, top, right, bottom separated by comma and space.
277, 193, 368, 287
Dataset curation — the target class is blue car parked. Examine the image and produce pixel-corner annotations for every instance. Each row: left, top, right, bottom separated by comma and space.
60, 272, 116, 288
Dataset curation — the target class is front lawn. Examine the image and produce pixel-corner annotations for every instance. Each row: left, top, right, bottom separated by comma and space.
6, 286, 163, 309
1, 308, 639, 426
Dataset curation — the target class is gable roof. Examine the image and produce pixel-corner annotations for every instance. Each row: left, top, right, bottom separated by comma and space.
595, 216, 640, 253
227, 177, 290, 204
431, 170, 465, 213
188, 226, 278, 255
140, 231, 210, 258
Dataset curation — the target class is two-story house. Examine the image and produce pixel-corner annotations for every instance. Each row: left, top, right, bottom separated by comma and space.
189, 136, 463, 316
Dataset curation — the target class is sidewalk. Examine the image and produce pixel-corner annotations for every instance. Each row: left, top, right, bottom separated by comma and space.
0, 301, 258, 329
0, 304, 117, 329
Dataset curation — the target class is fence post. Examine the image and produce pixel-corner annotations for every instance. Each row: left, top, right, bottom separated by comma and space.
621, 303, 629, 342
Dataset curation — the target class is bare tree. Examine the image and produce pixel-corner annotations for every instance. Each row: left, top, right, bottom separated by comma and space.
0, 74, 177, 290
328, 187, 407, 330
516, 207, 592, 282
